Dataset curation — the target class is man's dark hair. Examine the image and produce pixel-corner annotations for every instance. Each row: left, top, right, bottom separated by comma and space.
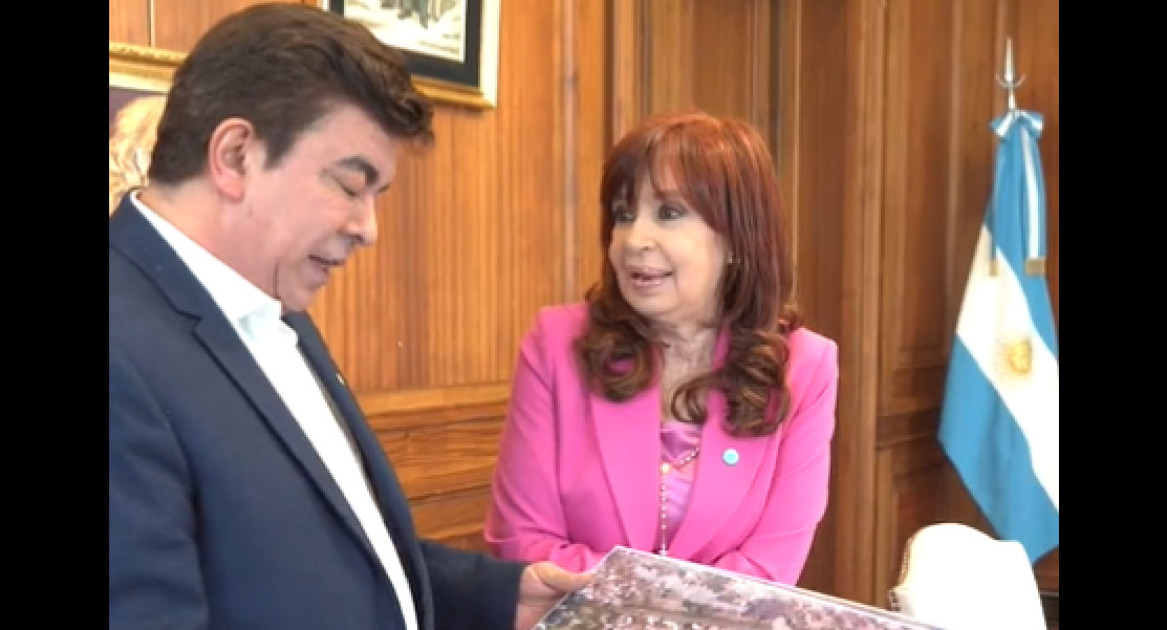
148, 2, 434, 184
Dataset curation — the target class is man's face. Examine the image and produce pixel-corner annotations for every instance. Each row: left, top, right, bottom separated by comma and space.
231, 103, 400, 312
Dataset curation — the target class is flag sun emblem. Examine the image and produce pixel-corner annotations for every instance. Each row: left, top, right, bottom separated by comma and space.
993, 334, 1033, 384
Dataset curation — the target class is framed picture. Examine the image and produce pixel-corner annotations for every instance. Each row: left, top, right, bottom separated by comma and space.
325, 0, 500, 110
109, 42, 181, 131
110, 43, 182, 214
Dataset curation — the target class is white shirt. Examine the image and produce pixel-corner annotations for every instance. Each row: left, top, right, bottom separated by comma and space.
131, 193, 420, 630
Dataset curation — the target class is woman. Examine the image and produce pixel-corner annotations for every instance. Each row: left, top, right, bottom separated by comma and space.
485, 110, 839, 585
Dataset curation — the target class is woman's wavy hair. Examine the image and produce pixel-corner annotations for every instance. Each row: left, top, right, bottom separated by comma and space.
573, 110, 801, 437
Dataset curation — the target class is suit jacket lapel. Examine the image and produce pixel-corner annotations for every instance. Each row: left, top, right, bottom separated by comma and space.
193, 317, 381, 563
589, 381, 661, 552
110, 202, 382, 575
285, 312, 431, 622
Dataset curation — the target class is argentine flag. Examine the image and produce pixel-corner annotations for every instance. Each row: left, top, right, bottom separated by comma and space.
938, 108, 1059, 564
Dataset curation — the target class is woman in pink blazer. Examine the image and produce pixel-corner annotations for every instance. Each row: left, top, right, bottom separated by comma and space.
485, 111, 839, 586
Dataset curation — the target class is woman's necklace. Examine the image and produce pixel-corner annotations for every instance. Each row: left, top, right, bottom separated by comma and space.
657, 445, 700, 556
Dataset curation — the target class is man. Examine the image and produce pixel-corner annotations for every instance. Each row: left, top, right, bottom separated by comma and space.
108, 4, 588, 629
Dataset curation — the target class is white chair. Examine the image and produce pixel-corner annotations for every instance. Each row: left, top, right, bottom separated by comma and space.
888, 522, 1047, 630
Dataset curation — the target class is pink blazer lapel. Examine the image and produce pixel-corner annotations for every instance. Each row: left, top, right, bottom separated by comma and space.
667, 388, 772, 559
589, 382, 661, 552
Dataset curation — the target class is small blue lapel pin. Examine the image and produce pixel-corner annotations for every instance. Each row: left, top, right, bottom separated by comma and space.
722, 448, 740, 466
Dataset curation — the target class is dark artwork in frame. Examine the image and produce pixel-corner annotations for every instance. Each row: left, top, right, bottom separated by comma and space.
326, 0, 498, 109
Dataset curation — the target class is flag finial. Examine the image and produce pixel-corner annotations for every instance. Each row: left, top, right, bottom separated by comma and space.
996, 38, 1025, 111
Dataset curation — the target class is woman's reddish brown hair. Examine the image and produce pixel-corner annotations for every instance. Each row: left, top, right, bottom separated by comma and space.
574, 110, 801, 437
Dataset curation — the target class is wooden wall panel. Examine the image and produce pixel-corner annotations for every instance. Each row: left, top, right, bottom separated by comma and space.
690, 1, 771, 134
377, 417, 505, 500
771, 0, 857, 596
628, 0, 772, 132
151, 0, 306, 53
773, 0, 890, 601
873, 436, 948, 608
640, 1, 695, 120
571, 0, 610, 296
880, 0, 958, 416
109, 0, 150, 46
410, 487, 494, 553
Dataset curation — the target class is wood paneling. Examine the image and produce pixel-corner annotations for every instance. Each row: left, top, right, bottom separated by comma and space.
109, 1, 311, 54
881, 0, 957, 416
380, 412, 503, 550
571, 0, 610, 295
873, 438, 948, 606
774, 0, 888, 601
608, 0, 642, 142
410, 487, 494, 553
151, 0, 305, 53
772, 0, 861, 596
379, 417, 504, 500
620, 0, 772, 132
109, 0, 150, 46
691, 1, 771, 133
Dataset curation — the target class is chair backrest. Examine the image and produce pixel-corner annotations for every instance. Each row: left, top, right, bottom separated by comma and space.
888, 522, 1047, 630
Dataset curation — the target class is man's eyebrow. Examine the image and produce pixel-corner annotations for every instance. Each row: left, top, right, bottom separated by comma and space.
334, 156, 381, 190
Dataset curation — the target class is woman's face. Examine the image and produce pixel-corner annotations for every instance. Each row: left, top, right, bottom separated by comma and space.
608, 170, 727, 330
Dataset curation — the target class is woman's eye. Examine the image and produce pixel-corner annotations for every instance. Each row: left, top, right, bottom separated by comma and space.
659, 203, 685, 220
611, 205, 634, 223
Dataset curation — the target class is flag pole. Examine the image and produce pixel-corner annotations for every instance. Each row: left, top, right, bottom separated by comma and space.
996, 38, 1025, 112
988, 38, 1030, 277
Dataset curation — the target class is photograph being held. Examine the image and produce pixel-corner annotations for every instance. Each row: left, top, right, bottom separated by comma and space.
486, 110, 840, 586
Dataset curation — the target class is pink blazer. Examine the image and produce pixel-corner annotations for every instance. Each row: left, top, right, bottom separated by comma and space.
485, 302, 839, 585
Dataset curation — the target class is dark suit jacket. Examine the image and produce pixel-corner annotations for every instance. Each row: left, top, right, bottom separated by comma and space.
109, 197, 525, 630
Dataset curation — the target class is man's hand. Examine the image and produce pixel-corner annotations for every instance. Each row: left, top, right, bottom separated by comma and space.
514, 561, 593, 630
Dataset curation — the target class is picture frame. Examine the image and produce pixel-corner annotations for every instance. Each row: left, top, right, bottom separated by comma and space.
110, 42, 182, 214
324, 0, 500, 110
109, 42, 182, 131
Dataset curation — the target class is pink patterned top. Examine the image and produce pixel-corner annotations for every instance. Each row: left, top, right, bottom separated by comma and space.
660, 420, 703, 541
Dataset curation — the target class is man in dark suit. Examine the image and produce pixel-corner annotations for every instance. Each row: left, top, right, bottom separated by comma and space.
108, 4, 588, 629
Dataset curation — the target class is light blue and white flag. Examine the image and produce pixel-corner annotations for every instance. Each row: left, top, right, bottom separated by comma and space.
938, 108, 1059, 564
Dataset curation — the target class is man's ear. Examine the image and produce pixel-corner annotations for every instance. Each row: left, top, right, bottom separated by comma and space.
207, 118, 258, 202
